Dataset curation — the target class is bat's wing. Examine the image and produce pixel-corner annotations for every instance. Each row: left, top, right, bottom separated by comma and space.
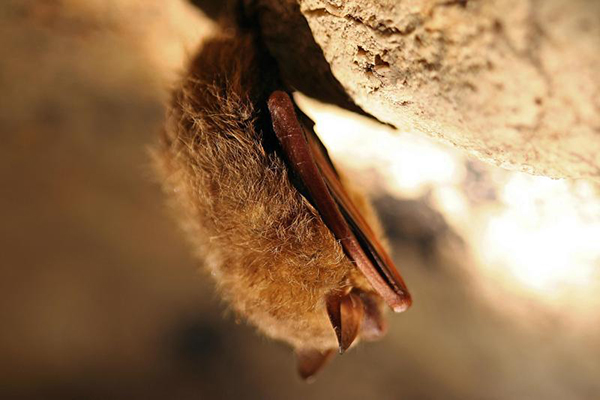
267, 91, 411, 313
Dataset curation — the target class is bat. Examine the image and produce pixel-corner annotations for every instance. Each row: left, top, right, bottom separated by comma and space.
155, 30, 411, 380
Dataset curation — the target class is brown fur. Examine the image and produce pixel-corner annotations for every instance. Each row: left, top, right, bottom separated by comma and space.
155, 31, 386, 351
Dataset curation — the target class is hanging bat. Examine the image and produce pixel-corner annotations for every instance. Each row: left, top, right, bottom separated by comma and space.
155, 30, 411, 380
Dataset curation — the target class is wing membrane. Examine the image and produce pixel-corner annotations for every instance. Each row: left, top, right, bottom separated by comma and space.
267, 91, 411, 312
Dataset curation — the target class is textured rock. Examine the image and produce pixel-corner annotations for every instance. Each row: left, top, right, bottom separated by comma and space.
249, 0, 600, 180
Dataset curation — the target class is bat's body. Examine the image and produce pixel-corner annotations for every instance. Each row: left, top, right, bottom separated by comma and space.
156, 30, 410, 379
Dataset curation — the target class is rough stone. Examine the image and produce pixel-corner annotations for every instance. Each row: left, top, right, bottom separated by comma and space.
250, 0, 600, 180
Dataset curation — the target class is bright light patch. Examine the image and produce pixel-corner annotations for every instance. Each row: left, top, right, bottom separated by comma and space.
297, 94, 600, 316
475, 176, 600, 306
296, 95, 464, 198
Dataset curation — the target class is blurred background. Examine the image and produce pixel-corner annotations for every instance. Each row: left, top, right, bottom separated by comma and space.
2, 1, 600, 399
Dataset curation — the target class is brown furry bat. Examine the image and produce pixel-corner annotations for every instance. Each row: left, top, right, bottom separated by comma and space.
155, 29, 411, 380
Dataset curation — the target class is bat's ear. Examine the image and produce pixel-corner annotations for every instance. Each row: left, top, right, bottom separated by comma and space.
295, 348, 336, 381
326, 291, 364, 353
358, 292, 388, 341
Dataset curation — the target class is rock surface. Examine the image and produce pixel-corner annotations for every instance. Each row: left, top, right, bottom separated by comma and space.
250, 0, 600, 180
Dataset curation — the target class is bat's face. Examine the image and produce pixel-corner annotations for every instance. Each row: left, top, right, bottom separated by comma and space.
156, 32, 410, 380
